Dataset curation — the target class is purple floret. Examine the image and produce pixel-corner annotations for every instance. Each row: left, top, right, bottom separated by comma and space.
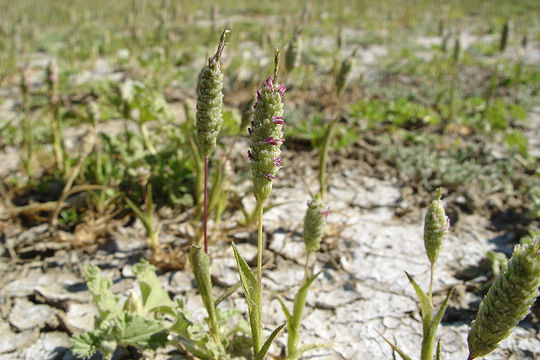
263, 136, 280, 146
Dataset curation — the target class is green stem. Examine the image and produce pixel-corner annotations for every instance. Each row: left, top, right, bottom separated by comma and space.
50, 104, 64, 173
421, 335, 435, 360
203, 156, 209, 254
429, 262, 434, 301
304, 251, 311, 283
256, 201, 264, 301
318, 117, 338, 200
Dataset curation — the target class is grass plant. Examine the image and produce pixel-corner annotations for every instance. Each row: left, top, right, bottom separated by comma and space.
0, 2, 536, 359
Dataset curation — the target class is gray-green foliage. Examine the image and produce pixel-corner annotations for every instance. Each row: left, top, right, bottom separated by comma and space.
423, 189, 448, 265
71, 260, 244, 360
467, 240, 540, 359
189, 246, 223, 349
196, 29, 229, 158
303, 195, 327, 254
285, 31, 302, 72
71, 262, 171, 360
336, 55, 354, 97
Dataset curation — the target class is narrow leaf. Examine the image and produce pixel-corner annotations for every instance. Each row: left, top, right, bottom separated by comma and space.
273, 291, 291, 324
296, 343, 333, 356
292, 271, 323, 328
255, 323, 286, 360
232, 242, 262, 353
376, 330, 412, 360
189, 246, 220, 343
428, 287, 454, 339
125, 197, 153, 236
405, 271, 433, 334
215, 281, 242, 306
289, 270, 323, 352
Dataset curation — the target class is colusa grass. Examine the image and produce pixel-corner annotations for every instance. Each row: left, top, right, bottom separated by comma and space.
381, 190, 539, 360
233, 49, 287, 359
196, 28, 229, 254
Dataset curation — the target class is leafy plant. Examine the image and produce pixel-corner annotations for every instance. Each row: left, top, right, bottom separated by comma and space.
379, 190, 454, 360
71, 262, 172, 360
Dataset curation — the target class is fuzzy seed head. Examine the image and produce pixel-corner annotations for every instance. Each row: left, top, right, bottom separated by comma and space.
424, 189, 448, 265
467, 240, 540, 359
47, 59, 58, 86
20, 69, 30, 97
196, 29, 229, 158
336, 57, 353, 97
500, 20, 510, 53
249, 51, 285, 203
452, 36, 461, 63
303, 195, 327, 254
285, 31, 302, 71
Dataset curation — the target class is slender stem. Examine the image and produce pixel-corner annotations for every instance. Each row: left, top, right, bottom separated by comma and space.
429, 262, 434, 301
203, 156, 209, 254
304, 251, 311, 283
273, 48, 281, 83
319, 117, 338, 200
142, 184, 147, 208
256, 201, 264, 295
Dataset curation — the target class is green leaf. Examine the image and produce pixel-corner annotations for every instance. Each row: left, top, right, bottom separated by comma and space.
255, 323, 286, 360
125, 196, 154, 236
296, 343, 333, 356
189, 246, 216, 316
405, 272, 433, 334
132, 260, 175, 315
170, 311, 192, 338
273, 292, 291, 324
436, 339, 442, 360
112, 312, 168, 350
84, 265, 122, 320
232, 242, 262, 354
428, 287, 454, 339
292, 271, 322, 329
189, 246, 221, 344
215, 281, 241, 306
71, 330, 103, 359
289, 271, 323, 353
376, 330, 412, 360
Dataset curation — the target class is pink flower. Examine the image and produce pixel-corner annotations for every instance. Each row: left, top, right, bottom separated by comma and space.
263, 136, 280, 146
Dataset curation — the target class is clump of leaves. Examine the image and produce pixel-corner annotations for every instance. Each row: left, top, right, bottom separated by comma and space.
71, 262, 172, 360
71, 260, 247, 360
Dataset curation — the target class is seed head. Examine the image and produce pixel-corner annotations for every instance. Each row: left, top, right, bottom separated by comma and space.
196, 29, 229, 158
467, 240, 540, 359
452, 35, 461, 63
336, 51, 355, 97
303, 195, 327, 254
285, 30, 302, 72
20, 68, 30, 98
423, 189, 449, 265
47, 59, 58, 86
249, 49, 285, 204
500, 19, 510, 53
